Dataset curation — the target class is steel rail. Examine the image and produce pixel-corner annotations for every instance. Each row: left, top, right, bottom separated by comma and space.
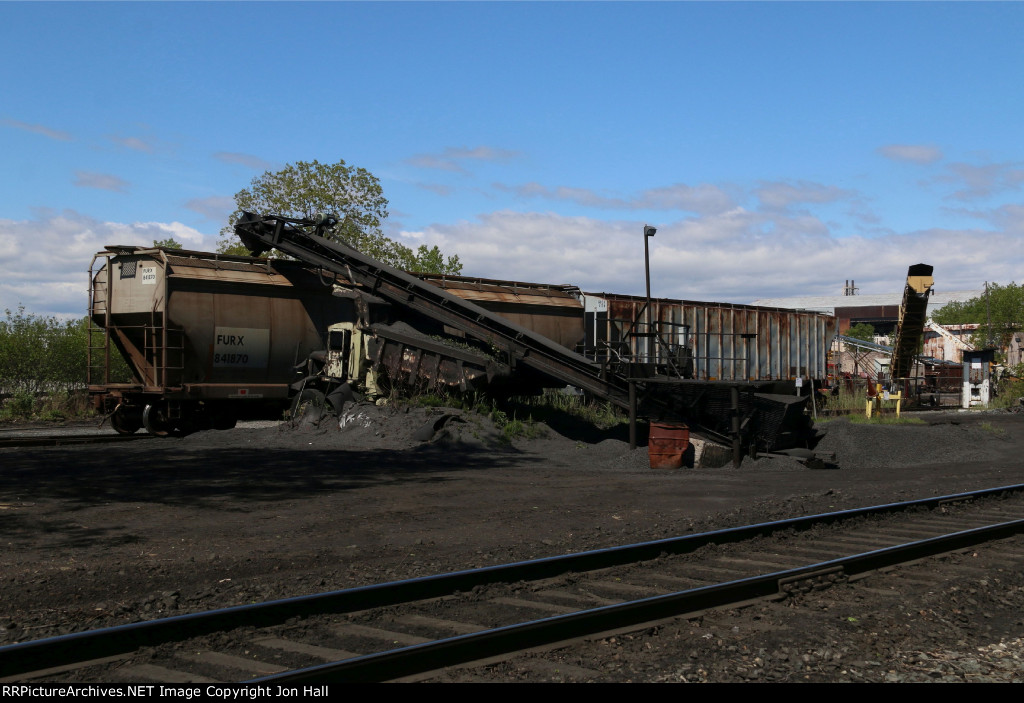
2, 482, 1022, 678
252, 518, 1024, 683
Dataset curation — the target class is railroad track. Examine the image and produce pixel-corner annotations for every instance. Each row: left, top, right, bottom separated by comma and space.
0, 432, 151, 449
3, 483, 1024, 683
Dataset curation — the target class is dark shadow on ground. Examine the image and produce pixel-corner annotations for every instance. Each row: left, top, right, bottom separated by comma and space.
0, 512, 143, 548
0, 442, 539, 511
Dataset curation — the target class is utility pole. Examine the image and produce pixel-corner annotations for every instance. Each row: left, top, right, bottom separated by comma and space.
985, 281, 993, 347
643, 225, 657, 361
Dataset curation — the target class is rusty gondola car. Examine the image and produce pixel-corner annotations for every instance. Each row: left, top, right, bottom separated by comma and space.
418, 276, 836, 386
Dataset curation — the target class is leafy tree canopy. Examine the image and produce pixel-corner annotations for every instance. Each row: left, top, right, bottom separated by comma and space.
216, 159, 461, 275
932, 282, 1024, 348
153, 237, 182, 249
843, 322, 876, 343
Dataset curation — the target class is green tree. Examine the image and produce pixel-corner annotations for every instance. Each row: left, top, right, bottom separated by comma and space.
216, 158, 461, 274
0, 307, 134, 419
153, 237, 182, 249
932, 282, 1024, 348
843, 322, 876, 343
0, 307, 90, 394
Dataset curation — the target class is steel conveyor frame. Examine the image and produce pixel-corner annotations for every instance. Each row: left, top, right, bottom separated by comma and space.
234, 213, 827, 463
234, 213, 633, 409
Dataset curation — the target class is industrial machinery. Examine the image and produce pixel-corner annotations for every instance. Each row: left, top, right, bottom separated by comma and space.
87, 217, 837, 463
888, 263, 934, 386
232, 213, 837, 464
962, 349, 996, 408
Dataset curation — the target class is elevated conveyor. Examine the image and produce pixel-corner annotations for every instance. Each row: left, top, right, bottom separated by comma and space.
234, 213, 634, 409
889, 264, 934, 382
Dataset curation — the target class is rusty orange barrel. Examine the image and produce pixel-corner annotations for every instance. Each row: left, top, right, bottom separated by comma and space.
648, 421, 690, 469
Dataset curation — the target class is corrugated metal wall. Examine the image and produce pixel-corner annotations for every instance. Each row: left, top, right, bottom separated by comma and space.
583, 294, 836, 381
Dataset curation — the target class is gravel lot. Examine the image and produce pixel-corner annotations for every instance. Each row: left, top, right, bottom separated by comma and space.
1, 406, 1023, 681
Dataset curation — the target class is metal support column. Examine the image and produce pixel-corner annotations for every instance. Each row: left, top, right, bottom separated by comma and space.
730, 384, 741, 468
628, 381, 637, 450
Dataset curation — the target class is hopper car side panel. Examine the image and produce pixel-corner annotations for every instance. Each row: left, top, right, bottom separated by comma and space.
89, 247, 355, 434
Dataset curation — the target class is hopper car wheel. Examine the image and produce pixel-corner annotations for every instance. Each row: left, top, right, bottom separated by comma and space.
291, 389, 327, 427
142, 403, 175, 437
110, 406, 142, 435
212, 412, 238, 431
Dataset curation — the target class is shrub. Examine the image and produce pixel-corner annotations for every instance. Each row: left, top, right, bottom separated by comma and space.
0, 306, 89, 395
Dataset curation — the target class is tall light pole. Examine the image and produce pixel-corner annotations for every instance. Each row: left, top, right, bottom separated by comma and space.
643, 224, 657, 361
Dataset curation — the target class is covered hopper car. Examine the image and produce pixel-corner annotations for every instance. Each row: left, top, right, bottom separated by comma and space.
88, 246, 355, 435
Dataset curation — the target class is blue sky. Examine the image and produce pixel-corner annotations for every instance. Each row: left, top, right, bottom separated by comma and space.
2, 1, 1022, 317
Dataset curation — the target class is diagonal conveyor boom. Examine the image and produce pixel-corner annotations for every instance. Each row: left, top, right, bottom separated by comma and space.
234, 213, 633, 408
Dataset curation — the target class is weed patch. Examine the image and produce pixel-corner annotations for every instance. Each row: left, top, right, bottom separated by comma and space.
847, 415, 926, 426
0, 390, 94, 422
979, 421, 1007, 436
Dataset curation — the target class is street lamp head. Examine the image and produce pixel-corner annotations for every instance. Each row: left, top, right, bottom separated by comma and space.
644, 225, 657, 237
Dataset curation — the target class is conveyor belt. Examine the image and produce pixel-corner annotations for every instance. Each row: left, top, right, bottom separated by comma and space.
233, 213, 821, 458
889, 263, 934, 381
234, 213, 633, 408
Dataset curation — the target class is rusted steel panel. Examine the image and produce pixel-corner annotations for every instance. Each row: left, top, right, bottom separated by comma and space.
583, 293, 836, 382
923, 323, 977, 362
418, 274, 585, 350
369, 324, 509, 393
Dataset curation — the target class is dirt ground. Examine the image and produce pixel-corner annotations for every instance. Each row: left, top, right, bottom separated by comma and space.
1, 405, 1023, 681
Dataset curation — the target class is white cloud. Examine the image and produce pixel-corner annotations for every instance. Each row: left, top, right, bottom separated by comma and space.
74, 171, 130, 193
213, 152, 273, 171
6, 202, 1019, 321
185, 195, 235, 222
0, 210, 210, 317
415, 182, 454, 196
755, 180, 856, 211
495, 182, 736, 215
1, 118, 73, 142
109, 135, 155, 153
940, 162, 1024, 201
406, 154, 467, 173
971, 203, 1024, 238
635, 184, 736, 215
404, 211, 640, 290
878, 144, 944, 164
406, 145, 521, 173
440, 146, 520, 161
105, 220, 206, 247
408, 208, 1024, 303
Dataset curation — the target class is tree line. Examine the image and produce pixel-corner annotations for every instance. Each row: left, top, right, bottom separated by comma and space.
932, 282, 1024, 349
0, 306, 133, 398
0, 306, 91, 395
